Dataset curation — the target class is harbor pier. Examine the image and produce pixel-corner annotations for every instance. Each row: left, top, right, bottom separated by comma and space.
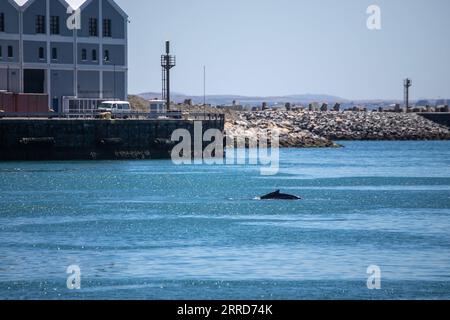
0, 115, 225, 161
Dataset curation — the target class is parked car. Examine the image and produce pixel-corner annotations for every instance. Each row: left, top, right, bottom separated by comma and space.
97, 101, 132, 118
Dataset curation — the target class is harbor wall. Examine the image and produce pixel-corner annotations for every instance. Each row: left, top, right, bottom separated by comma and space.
418, 113, 450, 128
0, 118, 225, 161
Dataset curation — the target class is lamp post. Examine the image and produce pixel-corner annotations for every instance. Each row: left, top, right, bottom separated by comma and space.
203, 65, 206, 106
6, 65, 10, 92
161, 41, 176, 111
113, 63, 116, 101
104, 57, 116, 100
404, 78, 412, 110
203, 65, 207, 119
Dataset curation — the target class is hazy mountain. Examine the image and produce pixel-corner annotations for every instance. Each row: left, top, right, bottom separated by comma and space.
137, 92, 449, 108
138, 92, 348, 106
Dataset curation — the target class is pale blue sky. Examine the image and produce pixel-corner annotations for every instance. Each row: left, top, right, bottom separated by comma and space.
63, 0, 450, 99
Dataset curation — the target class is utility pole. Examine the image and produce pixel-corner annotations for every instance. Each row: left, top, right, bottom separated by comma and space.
114, 63, 116, 101
104, 56, 117, 101
6, 65, 10, 92
203, 65, 206, 106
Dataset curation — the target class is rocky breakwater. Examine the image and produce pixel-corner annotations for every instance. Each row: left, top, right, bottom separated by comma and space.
292, 111, 450, 141
226, 110, 450, 148
225, 112, 339, 148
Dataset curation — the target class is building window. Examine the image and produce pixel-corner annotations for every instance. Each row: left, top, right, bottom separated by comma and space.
7, 45, 13, 58
89, 18, 98, 37
38, 47, 45, 60
0, 13, 5, 32
36, 15, 46, 34
81, 49, 87, 61
92, 49, 97, 61
104, 50, 110, 62
50, 16, 60, 35
52, 47, 58, 60
103, 19, 112, 37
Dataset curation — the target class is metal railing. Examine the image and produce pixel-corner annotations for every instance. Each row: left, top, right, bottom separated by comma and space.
0, 111, 225, 121
184, 113, 225, 121
62, 97, 105, 114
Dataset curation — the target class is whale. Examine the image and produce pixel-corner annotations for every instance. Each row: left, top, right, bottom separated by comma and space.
260, 190, 301, 200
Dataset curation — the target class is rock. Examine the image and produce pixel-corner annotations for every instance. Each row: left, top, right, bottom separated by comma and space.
225, 109, 450, 148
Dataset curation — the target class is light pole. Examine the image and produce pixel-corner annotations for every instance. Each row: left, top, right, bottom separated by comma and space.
113, 63, 116, 101
6, 65, 10, 92
104, 57, 117, 101
203, 65, 206, 106
161, 41, 176, 111
404, 78, 412, 110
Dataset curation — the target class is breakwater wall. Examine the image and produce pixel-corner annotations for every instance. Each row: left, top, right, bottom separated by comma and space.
0, 118, 224, 161
418, 113, 450, 128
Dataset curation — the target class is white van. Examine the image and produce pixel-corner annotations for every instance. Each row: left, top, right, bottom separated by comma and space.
98, 101, 132, 118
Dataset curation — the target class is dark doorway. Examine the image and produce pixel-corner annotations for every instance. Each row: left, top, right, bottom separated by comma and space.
24, 69, 45, 93
52, 98, 59, 112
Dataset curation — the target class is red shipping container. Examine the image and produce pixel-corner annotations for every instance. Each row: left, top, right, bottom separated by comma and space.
0, 92, 49, 113
0, 92, 15, 112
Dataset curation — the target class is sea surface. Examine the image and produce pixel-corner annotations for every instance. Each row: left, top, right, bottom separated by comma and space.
0, 141, 449, 300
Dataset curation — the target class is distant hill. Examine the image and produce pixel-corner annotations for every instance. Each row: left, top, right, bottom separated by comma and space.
128, 95, 149, 112
137, 92, 348, 106
136, 92, 450, 108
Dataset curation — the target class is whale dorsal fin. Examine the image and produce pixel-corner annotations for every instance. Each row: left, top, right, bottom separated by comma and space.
275, 190, 280, 194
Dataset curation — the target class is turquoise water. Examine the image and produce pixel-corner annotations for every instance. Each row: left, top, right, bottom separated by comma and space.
0, 141, 449, 300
